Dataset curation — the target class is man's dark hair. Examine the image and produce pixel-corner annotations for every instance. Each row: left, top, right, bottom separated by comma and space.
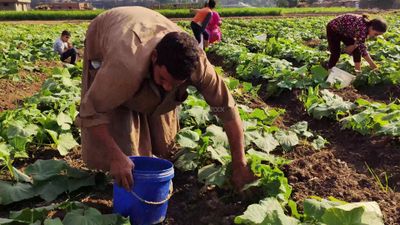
155, 32, 200, 81
208, 0, 216, 9
61, 30, 71, 37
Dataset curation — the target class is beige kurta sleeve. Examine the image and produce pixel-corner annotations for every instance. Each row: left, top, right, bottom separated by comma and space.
77, 19, 149, 128
191, 51, 239, 122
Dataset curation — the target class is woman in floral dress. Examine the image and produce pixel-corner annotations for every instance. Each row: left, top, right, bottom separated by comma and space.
326, 14, 387, 72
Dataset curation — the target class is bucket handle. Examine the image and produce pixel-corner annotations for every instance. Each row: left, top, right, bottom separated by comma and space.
130, 182, 173, 205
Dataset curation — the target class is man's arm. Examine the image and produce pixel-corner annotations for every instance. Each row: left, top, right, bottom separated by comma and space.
89, 124, 134, 191
193, 54, 255, 190
223, 115, 255, 190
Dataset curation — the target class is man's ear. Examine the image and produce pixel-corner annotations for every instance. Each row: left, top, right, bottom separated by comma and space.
151, 50, 157, 64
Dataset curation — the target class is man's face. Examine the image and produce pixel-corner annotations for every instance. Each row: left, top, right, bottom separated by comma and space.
151, 51, 186, 92
152, 64, 184, 92
61, 35, 70, 42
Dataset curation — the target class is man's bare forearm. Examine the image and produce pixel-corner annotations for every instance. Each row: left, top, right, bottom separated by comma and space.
223, 116, 246, 167
89, 124, 125, 160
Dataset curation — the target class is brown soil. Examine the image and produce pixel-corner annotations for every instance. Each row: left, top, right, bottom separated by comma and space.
329, 85, 400, 104
165, 171, 251, 225
207, 52, 400, 223
0, 61, 61, 112
356, 84, 400, 104
330, 86, 374, 102
266, 89, 400, 225
304, 38, 321, 48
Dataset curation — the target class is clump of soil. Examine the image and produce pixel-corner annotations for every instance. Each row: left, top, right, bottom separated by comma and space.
304, 38, 321, 48
0, 60, 62, 112
356, 83, 400, 104
285, 148, 400, 225
265, 89, 400, 225
165, 171, 250, 225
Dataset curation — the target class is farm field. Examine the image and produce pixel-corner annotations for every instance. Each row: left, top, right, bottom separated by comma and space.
0, 7, 363, 21
0, 12, 399, 225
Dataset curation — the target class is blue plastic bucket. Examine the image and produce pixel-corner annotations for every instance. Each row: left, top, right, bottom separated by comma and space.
113, 156, 174, 225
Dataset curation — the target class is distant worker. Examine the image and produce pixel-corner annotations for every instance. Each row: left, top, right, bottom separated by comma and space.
326, 14, 387, 72
53, 30, 77, 65
206, 0, 222, 44
190, 0, 216, 48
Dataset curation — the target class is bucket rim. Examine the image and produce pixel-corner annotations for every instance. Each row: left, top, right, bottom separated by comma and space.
129, 156, 174, 179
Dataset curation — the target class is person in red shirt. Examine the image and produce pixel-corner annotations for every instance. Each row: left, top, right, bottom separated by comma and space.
190, 0, 216, 48
326, 14, 387, 72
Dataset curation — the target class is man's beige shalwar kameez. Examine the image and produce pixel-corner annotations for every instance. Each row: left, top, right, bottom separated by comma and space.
76, 7, 239, 171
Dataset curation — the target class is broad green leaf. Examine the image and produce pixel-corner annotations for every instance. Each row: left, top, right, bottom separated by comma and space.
34, 175, 69, 202
63, 208, 103, 225
227, 78, 240, 90
290, 121, 313, 138
8, 136, 29, 152
6, 120, 27, 138
207, 146, 230, 164
186, 106, 210, 125
9, 205, 55, 223
174, 150, 198, 171
66, 167, 92, 179
198, 164, 227, 188
274, 130, 299, 151
57, 133, 78, 156
311, 65, 329, 83
0, 143, 10, 162
25, 160, 68, 181
253, 133, 279, 153
246, 149, 291, 166
249, 108, 268, 121
311, 136, 329, 150
322, 202, 384, 225
288, 200, 302, 219
68, 176, 96, 192
304, 198, 344, 221
46, 129, 59, 144
176, 128, 200, 149
0, 181, 35, 205
44, 218, 63, 225
234, 197, 299, 225
56, 112, 73, 130
205, 125, 228, 147
0, 218, 14, 224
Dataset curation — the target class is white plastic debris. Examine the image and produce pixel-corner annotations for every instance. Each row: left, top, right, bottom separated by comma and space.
326, 67, 356, 88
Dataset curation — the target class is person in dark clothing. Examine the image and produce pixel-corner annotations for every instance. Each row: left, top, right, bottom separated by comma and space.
326, 14, 387, 72
190, 0, 216, 48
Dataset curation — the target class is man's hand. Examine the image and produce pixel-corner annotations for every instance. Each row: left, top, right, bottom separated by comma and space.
89, 124, 134, 191
223, 115, 256, 191
231, 162, 256, 191
67, 42, 73, 49
110, 152, 134, 191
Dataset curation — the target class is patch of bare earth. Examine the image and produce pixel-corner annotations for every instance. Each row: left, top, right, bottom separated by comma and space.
266, 90, 400, 225
0, 60, 62, 112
